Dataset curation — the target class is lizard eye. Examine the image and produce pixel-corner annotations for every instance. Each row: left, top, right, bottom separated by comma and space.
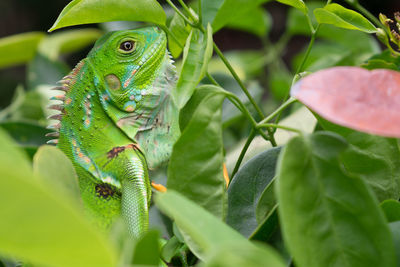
119, 40, 135, 53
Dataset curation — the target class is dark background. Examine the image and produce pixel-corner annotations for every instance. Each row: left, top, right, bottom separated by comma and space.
0, 0, 399, 108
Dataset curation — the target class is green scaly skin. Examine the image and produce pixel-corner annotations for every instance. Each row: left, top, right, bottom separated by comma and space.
47, 27, 180, 238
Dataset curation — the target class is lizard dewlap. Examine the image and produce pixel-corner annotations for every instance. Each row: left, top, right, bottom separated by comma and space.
47, 27, 180, 238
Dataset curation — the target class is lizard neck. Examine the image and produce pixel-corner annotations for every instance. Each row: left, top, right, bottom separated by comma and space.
55, 59, 133, 189
94, 52, 180, 168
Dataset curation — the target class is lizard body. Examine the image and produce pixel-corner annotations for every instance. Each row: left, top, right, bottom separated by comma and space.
47, 27, 179, 238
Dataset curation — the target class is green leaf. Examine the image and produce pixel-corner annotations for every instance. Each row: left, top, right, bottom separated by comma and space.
33, 145, 81, 201
226, 7, 271, 37
201, 0, 270, 33
168, 85, 227, 218
317, 117, 400, 202
361, 50, 400, 71
172, 24, 213, 108
276, 0, 307, 14
0, 32, 45, 69
0, 121, 49, 149
226, 147, 281, 237
255, 178, 277, 224
154, 190, 285, 266
389, 221, 400, 266
381, 200, 400, 223
132, 230, 160, 266
200, 242, 285, 267
38, 28, 102, 60
168, 12, 191, 58
314, 3, 377, 33
161, 236, 183, 262
276, 132, 396, 267
0, 129, 117, 267
49, 0, 166, 32
249, 206, 279, 242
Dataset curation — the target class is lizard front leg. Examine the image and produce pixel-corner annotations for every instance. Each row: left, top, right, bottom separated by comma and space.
104, 144, 151, 238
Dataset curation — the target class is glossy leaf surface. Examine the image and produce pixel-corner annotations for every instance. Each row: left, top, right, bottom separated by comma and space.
314, 4, 376, 33
291, 67, 400, 138
49, 0, 166, 31
226, 147, 281, 237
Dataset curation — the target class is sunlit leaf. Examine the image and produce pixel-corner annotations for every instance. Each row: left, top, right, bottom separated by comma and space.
33, 145, 81, 201
49, 0, 166, 32
132, 230, 160, 266
276, 132, 396, 267
314, 3, 377, 33
291, 66, 400, 138
0, 130, 117, 267
39, 28, 102, 60
0, 32, 45, 69
154, 190, 285, 266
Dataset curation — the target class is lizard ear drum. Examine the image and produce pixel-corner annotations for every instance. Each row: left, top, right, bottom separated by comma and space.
105, 74, 121, 91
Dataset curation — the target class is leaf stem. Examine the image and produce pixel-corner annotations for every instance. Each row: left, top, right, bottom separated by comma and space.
258, 98, 297, 125
231, 129, 256, 178
165, 0, 197, 27
257, 123, 303, 135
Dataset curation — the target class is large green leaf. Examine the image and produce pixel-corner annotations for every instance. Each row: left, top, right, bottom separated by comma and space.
154, 190, 285, 266
33, 145, 81, 201
314, 3, 377, 33
132, 230, 160, 266
49, 0, 166, 32
0, 32, 45, 69
200, 0, 270, 33
226, 147, 281, 237
226, 6, 271, 37
0, 130, 117, 267
200, 242, 285, 267
381, 200, 400, 223
318, 118, 400, 202
38, 28, 102, 60
172, 24, 213, 109
168, 85, 227, 218
276, 132, 396, 267
389, 221, 400, 266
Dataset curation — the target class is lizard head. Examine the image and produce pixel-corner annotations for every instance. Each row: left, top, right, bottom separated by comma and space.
88, 26, 168, 112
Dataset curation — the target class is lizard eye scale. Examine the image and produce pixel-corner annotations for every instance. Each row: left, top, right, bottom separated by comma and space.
119, 40, 136, 53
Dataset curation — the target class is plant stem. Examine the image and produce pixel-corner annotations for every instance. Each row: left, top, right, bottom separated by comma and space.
231, 129, 256, 178
257, 123, 303, 135
296, 24, 320, 74
258, 98, 297, 125
212, 43, 264, 118
165, 0, 196, 27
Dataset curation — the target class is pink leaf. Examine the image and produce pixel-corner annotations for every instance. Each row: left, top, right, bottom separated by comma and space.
291, 66, 400, 137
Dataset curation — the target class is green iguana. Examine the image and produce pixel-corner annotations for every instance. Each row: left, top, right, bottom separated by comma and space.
47, 27, 179, 238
